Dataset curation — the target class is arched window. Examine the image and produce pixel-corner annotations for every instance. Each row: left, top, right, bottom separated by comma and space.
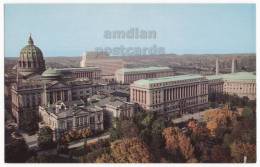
28, 61, 31, 67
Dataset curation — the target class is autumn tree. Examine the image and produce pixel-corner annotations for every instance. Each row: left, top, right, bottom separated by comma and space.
178, 133, 194, 160
97, 137, 153, 163
204, 107, 237, 137
162, 127, 195, 162
230, 141, 256, 163
162, 127, 179, 156
96, 153, 114, 163
187, 120, 209, 143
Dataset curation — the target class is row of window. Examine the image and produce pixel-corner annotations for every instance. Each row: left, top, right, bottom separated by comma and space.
18, 61, 41, 68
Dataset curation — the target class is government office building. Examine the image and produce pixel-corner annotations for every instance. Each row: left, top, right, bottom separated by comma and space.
130, 74, 209, 117
115, 66, 175, 84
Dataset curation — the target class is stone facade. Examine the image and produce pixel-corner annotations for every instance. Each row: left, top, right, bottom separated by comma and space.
207, 77, 224, 94
207, 72, 256, 100
39, 100, 104, 139
56, 67, 101, 81
130, 74, 209, 117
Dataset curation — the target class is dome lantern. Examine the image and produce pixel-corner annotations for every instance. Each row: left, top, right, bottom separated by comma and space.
28, 33, 34, 45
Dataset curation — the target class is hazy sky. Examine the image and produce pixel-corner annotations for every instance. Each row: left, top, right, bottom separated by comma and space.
5, 4, 256, 57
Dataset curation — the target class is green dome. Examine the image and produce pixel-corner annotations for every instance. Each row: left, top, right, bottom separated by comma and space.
20, 45, 43, 62
42, 68, 62, 77
17, 34, 46, 76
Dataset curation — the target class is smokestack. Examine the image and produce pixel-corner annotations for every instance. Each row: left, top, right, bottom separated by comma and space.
231, 57, 237, 73
216, 57, 219, 75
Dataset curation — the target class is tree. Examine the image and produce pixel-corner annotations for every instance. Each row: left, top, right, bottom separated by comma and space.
5, 139, 31, 162
162, 127, 194, 162
109, 137, 153, 163
80, 128, 92, 138
109, 127, 122, 141
162, 127, 179, 157
204, 107, 237, 137
178, 133, 194, 160
230, 107, 256, 144
109, 119, 139, 141
133, 111, 147, 129
27, 154, 76, 163
120, 120, 139, 138
206, 120, 218, 136
38, 126, 54, 149
141, 112, 155, 128
210, 145, 231, 162
151, 118, 166, 134
96, 153, 115, 163
230, 141, 256, 163
188, 121, 209, 143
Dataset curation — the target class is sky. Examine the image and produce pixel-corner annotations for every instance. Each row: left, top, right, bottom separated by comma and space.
5, 4, 256, 57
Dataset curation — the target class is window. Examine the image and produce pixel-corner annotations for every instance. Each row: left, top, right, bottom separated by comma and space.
28, 61, 31, 67
64, 90, 68, 101
97, 114, 101, 122
57, 92, 61, 101
79, 117, 83, 126
75, 118, 79, 127
84, 117, 88, 125
67, 121, 73, 129
32, 95, 36, 106
90, 116, 95, 124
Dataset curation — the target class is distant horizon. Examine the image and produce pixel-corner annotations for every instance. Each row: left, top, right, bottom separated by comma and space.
5, 52, 256, 58
5, 4, 256, 57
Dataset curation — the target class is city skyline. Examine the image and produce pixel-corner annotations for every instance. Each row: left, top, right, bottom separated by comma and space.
5, 4, 256, 57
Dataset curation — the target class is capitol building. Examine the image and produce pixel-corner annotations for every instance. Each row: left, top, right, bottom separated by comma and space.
9, 35, 104, 132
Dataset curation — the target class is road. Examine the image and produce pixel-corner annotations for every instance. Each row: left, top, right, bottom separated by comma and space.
68, 134, 110, 149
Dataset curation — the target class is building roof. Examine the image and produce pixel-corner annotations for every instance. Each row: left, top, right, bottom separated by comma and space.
56, 67, 100, 72
205, 75, 223, 80
116, 66, 172, 74
44, 100, 102, 119
206, 72, 256, 81
133, 74, 203, 87
42, 68, 62, 77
